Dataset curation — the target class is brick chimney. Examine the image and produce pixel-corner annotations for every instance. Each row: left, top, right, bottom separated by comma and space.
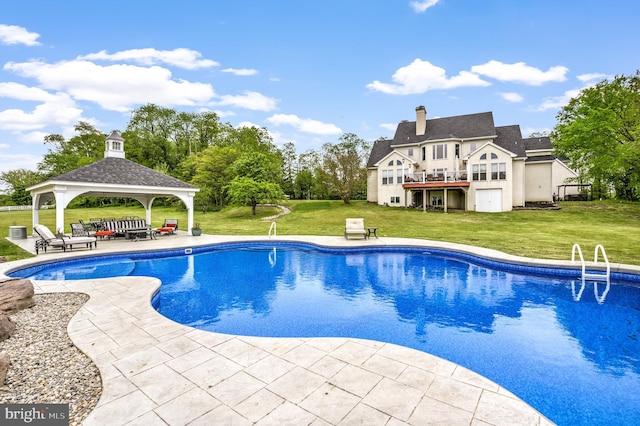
415, 106, 426, 136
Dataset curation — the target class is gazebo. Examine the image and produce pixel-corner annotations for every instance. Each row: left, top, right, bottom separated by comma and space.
27, 131, 199, 234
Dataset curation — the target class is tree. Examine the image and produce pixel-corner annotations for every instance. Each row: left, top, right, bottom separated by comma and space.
225, 151, 283, 215
321, 133, 371, 203
551, 73, 640, 201
280, 141, 297, 199
190, 146, 240, 209
0, 169, 44, 205
38, 122, 105, 176
294, 169, 314, 199
226, 177, 282, 215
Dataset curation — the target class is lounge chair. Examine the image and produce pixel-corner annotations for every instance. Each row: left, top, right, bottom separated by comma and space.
34, 224, 97, 254
344, 218, 367, 240
157, 219, 178, 235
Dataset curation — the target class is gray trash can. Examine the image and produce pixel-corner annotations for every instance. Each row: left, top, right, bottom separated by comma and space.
9, 225, 27, 239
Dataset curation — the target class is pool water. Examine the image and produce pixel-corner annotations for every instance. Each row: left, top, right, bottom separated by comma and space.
13, 243, 640, 425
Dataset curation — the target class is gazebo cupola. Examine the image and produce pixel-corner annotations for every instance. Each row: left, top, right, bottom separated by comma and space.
105, 130, 126, 158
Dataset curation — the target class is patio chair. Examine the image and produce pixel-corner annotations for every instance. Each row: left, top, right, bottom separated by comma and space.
34, 224, 97, 254
344, 218, 367, 240
157, 219, 178, 235
71, 222, 96, 237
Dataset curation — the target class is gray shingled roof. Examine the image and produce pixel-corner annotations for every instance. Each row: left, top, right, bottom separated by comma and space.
494, 125, 526, 157
367, 111, 518, 166
50, 157, 197, 189
525, 155, 557, 163
392, 111, 496, 146
523, 136, 553, 151
367, 139, 393, 167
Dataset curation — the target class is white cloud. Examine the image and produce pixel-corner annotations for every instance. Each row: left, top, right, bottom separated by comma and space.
499, 92, 524, 102
0, 152, 43, 173
222, 68, 258, 76
237, 121, 262, 128
266, 114, 342, 135
577, 73, 610, 84
0, 93, 83, 131
471, 60, 568, 85
409, 0, 440, 13
79, 48, 219, 70
536, 88, 582, 111
0, 24, 41, 46
0, 143, 9, 149
0, 82, 59, 102
522, 127, 551, 137
367, 59, 490, 95
4, 59, 216, 112
380, 123, 398, 132
216, 91, 278, 111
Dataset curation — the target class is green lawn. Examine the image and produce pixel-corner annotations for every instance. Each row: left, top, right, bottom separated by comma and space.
1, 200, 639, 266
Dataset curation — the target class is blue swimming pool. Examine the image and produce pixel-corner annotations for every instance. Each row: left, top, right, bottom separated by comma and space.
10, 242, 640, 425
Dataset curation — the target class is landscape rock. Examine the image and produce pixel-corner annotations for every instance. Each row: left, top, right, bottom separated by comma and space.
0, 256, 7, 263
0, 314, 15, 341
0, 278, 35, 314
0, 351, 9, 385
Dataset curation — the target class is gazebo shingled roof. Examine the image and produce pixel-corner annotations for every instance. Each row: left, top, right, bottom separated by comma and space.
27, 131, 199, 234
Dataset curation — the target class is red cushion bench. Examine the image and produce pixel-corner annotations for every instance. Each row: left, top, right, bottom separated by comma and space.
95, 230, 115, 239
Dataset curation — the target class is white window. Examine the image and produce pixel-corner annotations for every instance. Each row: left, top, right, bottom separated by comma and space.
408, 148, 414, 157
432, 144, 447, 160
468, 143, 477, 153
382, 170, 389, 185
491, 163, 507, 180
472, 164, 487, 181
390, 196, 400, 204
421, 147, 426, 161
397, 169, 403, 184
111, 141, 122, 150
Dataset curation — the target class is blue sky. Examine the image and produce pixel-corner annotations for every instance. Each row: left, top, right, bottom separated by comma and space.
1, 0, 638, 177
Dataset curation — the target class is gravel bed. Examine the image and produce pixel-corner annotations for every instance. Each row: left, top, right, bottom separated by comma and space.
0, 293, 101, 425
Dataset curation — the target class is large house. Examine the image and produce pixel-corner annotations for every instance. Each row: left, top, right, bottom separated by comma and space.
366, 106, 578, 212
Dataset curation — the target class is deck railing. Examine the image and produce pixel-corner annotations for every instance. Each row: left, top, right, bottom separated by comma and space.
403, 171, 468, 183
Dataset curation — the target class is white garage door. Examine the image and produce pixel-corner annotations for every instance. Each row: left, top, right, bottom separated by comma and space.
476, 189, 502, 212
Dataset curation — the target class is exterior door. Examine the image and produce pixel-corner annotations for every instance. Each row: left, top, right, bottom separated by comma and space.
476, 188, 502, 212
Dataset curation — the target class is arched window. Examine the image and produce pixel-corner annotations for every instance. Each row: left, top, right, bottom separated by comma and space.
480, 153, 487, 160
396, 160, 402, 165
491, 153, 498, 159
388, 160, 394, 166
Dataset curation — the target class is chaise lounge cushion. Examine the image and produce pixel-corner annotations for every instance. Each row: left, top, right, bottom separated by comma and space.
34, 224, 97, 254
344, 218, 367, 240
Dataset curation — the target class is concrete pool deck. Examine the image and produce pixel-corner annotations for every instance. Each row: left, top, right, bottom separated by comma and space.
4, 232, 616, 425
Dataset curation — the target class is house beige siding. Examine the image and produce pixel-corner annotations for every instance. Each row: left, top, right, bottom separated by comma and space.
367, 169, 379, 203
512, 159, 526, 207
466, 144, 513, 212
525, 162, 553, 202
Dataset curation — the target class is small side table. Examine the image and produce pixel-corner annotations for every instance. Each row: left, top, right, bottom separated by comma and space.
366, 227, 379, 239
